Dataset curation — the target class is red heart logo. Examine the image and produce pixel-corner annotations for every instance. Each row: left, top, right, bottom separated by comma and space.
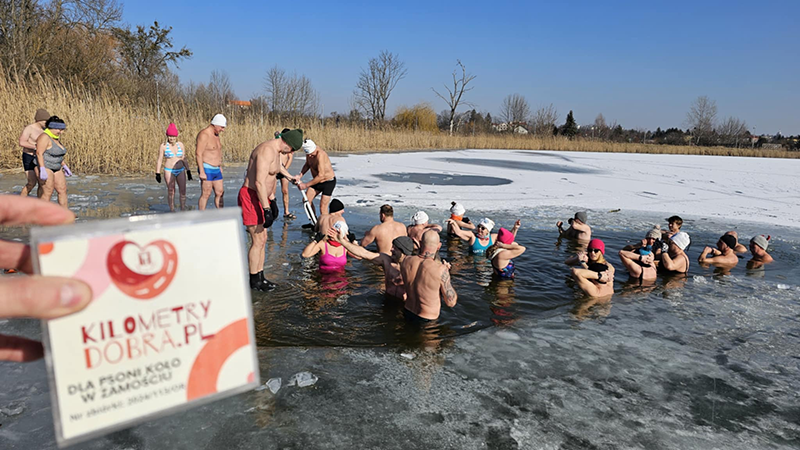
107, 240, 178, 300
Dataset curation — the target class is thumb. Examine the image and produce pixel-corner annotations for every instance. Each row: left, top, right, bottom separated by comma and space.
0, 276, 92, 319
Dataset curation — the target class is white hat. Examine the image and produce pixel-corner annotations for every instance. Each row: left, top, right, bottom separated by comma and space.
211, 114, 227, 127
478, 218, 495, 232
411, 211, 429, 225
302, 139, 317, 155
450, 202, 466, 216
671, 231, 691, 251
333, 220, 349, 237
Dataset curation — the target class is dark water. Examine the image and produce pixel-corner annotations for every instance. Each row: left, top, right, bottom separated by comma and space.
255, 213, 800, 350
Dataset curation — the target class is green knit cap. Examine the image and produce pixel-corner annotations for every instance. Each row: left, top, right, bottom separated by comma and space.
280, 128, 304, 151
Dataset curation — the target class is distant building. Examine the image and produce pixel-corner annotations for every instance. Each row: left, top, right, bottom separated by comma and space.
493, 123, 509, 132
514, 125, 528, 135
762, 143, 784, 150
228, 100, 251, 110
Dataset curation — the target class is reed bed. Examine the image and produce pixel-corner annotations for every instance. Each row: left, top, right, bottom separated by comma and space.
1, 76, 796, 176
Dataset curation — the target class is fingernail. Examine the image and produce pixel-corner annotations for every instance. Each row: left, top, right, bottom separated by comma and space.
60, 284, 81, 307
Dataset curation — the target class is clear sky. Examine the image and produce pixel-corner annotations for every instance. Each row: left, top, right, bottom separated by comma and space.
122, 0, 799, 134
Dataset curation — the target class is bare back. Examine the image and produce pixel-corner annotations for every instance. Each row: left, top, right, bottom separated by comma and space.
196, 125, 222, 166
368, 220, 408, 254
407, 224, 428, 246
401, 256, 447, 320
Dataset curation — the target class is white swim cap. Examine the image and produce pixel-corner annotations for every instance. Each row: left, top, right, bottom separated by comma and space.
333, 220, 349, 237
211, 114, 227, 127
302, 139, 317, 155
478, 218, 495, 232
671, 231, 691, 251
411, 211, 429, 225
450, 202, 466, 216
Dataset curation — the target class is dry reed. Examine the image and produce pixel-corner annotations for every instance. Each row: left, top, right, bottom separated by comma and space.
1, 76, 796, 176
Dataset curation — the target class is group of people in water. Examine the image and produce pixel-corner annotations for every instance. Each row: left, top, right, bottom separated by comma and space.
16, 111, 777, 323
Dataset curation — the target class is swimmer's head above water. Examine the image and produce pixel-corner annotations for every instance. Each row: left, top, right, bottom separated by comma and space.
476, 218, 494, 237
210, 114, 226, 134
411, 211, 429, 225
379, 204, 393, 221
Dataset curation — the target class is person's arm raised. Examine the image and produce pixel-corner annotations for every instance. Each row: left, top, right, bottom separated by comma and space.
445, 219, 474, 242
329, 228, 384, 264
502, 243, 527, 259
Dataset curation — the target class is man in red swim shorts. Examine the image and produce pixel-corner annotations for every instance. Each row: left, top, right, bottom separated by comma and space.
238, 128, 303, 291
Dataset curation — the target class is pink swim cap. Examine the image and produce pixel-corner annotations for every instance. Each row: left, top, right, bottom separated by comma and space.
497, 228, 514, 244
166, 123, 179, 137
588, 238, 605, 255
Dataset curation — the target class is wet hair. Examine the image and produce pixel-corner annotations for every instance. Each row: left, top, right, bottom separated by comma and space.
667, 215, 683, 228
380, 204, 393, 217
45, 115, 65, 129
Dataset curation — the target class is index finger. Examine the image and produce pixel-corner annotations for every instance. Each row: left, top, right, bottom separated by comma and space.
0, 195, 75, 227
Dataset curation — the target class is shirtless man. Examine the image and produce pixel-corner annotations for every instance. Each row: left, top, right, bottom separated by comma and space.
238, 128, 303, 291
557, 211, 591, 240
273, 129, 295, 219
698, 233, 739, 268
293, 139, 336, 220
333, 230, 414, 300
17, 108, 49, 196
401, 230, 457, 322
196, 114, 226, 210
315, 199, 347, 236
360, 205, 407, 254
407, 211, 442, 247
748, 235, 773, 268
659, 231, 691, 274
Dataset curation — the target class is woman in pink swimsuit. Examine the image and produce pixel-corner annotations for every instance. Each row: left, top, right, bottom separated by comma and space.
301, 221, 349, 271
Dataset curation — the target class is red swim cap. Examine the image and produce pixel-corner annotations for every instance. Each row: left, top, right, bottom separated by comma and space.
588, 238, 605, 255
166, 123, 179, 137
498, 228, 514, 244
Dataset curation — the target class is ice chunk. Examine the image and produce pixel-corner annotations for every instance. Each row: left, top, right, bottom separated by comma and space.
777, 284, 791, 290
288, 372, 318, 388
495, 330, 521, 341
400, 353, 415, 360
0, 403, 25, 417
266, 378, 282, 394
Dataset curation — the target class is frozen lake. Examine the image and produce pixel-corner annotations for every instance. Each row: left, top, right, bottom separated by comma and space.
1, 150, 799, 449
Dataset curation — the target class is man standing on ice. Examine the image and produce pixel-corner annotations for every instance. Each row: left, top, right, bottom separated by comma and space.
293, 139, 336, 228
238, 129, 303, 291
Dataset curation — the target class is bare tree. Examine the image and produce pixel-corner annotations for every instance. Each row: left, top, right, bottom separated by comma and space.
499, 94, 530, 125
716, 116, 749, 147
353, 50, 407, 125
432, 60, 476, 136
530, 103, 559, 136
208, 69, 235, 110
264, 65, 318, 119
686, 96, 717, 145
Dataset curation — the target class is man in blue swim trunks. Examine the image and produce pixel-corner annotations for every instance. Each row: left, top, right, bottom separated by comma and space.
196, 114, 226, 210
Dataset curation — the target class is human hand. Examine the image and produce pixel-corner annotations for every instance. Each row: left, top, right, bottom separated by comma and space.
556, 221, 563, 228
199, 172, 207, 181
39, 167, 48, 181
62, 164, 72, 177
599, 270, 613, 283
0, 196, 92, 362
641, 253, 655, 265
513, 219, 521, 229
703, 246, 712, 254
326, 227, 342, 242
298, 182, 308, 191
443, 260, 451, 270
577, 251, 588, 263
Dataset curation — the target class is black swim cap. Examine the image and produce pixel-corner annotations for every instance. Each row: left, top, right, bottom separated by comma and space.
329, 199, 344, 213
